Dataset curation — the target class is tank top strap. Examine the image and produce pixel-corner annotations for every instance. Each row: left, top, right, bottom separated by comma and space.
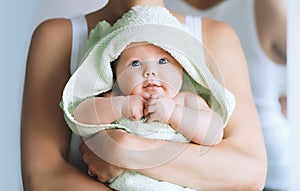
70, 15, 88, 75
185, 15, 203, 43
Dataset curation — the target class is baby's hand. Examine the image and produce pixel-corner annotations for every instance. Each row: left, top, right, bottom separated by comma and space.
144, 95, 175, 123
121, 95, 145, 120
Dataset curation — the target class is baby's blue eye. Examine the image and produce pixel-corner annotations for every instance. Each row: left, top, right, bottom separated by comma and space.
130, 60, 142, 67
158, 58, 168, 65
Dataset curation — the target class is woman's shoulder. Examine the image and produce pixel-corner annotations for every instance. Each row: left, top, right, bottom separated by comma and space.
30, 18, 73, 61
171, 11, 237, 46
200, 17, 249, 91
202, 17, 238, 48
171, 11, 242, 80
32, 18, 72, 46
27, 18, 73, 79
201, 18, 242, 69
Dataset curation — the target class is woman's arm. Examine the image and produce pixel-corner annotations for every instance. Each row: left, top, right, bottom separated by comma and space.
21, 19, 111, 191
83, 19, 267, 190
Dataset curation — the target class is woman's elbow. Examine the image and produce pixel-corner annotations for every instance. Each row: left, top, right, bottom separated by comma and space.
22, 166, 53, 191
247, 140, 268, 190
241, 157, 267, 190
22, 152, 69, 191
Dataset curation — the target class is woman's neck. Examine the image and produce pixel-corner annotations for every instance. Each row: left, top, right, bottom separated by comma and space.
183, 0, 223, 10
107, 0, 164, 12
87, 0, 164, 28
120, 0, 164, 7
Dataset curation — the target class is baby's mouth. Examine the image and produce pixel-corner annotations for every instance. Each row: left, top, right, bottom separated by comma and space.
144, 85, 160, 91
143, 80, 162, 91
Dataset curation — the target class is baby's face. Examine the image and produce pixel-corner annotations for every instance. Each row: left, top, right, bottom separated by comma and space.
115, 42, 183, 99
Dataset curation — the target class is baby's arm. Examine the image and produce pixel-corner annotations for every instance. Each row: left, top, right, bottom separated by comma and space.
73, 93, 145, 125
169, 91, 223, 146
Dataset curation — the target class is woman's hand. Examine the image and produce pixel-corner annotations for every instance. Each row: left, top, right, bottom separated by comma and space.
80, 137, 125, 183
80, 129, 179, 170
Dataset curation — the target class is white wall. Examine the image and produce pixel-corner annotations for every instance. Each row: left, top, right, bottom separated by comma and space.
31, 0, 108, 29
288, 0, 300, 190
0, 0, 107, 190
0, 1, 37, 189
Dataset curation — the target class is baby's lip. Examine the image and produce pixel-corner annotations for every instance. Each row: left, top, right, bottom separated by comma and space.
143, 80, 162, 89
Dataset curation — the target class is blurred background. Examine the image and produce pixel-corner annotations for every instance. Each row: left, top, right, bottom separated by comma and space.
0, 0, 299, 190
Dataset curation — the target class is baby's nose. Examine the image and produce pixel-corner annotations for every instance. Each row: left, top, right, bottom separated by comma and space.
143, 70, 157, 78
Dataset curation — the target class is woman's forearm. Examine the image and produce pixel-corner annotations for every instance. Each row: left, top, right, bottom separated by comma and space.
89, 130, 266, 190
138, 140, 266, 190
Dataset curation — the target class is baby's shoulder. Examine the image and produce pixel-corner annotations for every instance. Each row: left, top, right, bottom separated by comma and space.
178, 91, 199, 99
178, 91, 208, 107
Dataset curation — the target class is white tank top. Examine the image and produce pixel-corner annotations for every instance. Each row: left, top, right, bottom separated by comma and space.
70, 16, 88, 75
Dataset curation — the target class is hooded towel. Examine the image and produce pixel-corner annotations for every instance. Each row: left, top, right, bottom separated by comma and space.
61, 5, 235, 137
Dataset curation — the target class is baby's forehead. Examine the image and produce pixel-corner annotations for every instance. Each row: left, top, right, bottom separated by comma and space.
123, 42, 162, 51
125, 42, 152, 49
121, 42, 169, 56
